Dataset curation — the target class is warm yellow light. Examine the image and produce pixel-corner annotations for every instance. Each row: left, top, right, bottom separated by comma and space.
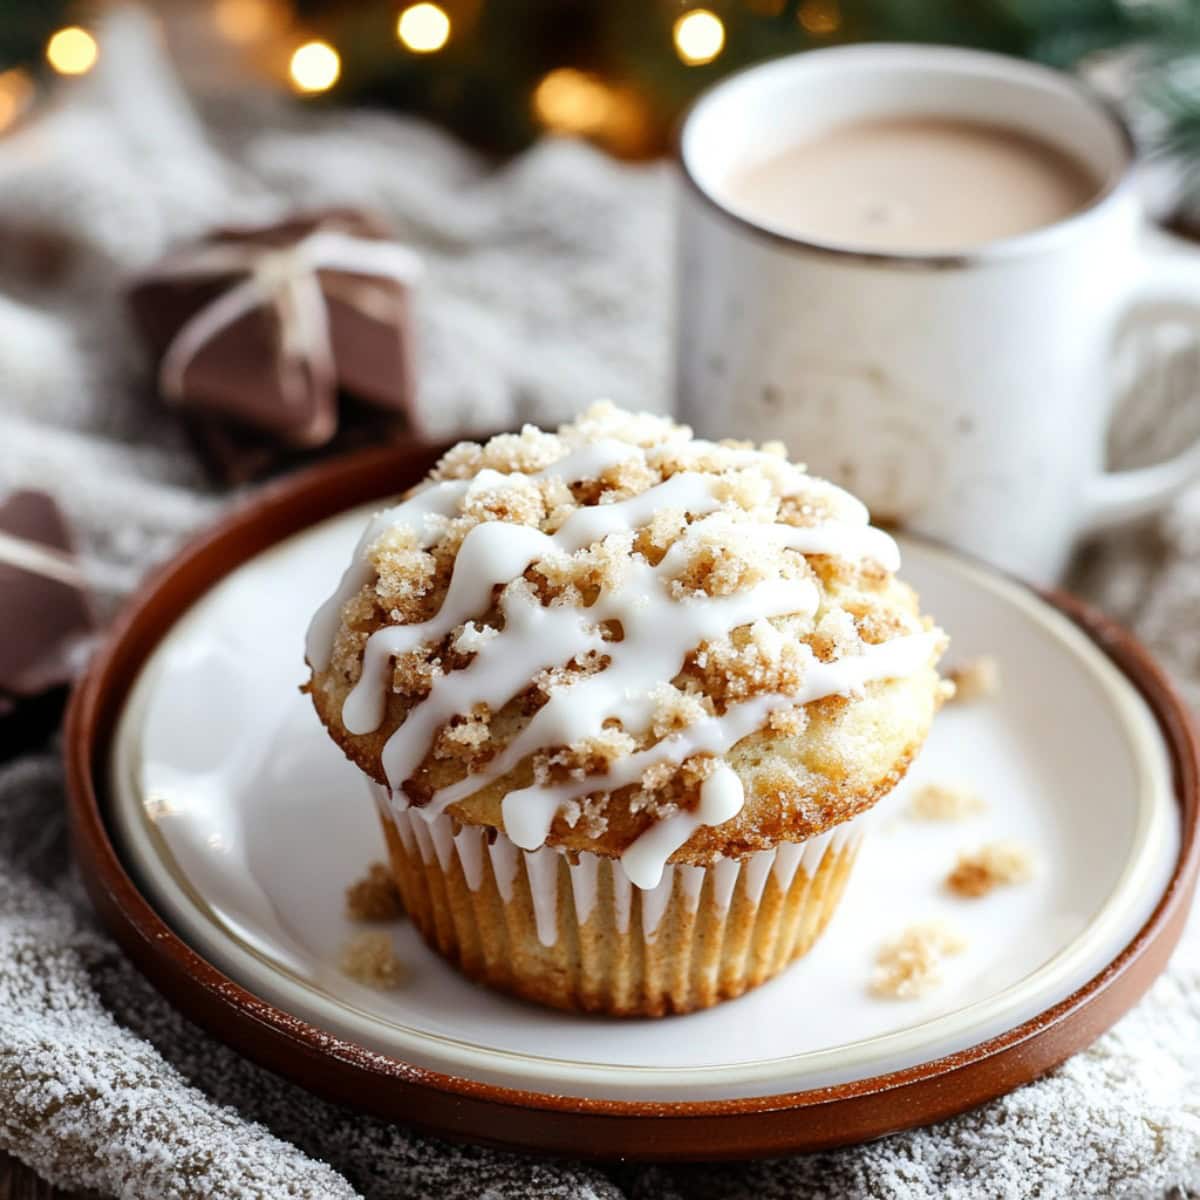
213, 0, 277, 44
798, 0, 840, 35
397, 3, 451, 53
289, 40, 340, 94
46, 26, 99, 76
673, 9, 724, 66
532, 68, 613, 135
0, 69, 34, 133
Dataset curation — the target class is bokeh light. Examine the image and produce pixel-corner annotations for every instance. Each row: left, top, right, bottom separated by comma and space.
673, 9, 725, 66
213, 0, 279, 44
289, 40, 341, 93
798, 0, 841, 35
397, 3, 452, 54
0, 69, 34, 134
46, 26, 99, 76
533, 68, 613, 135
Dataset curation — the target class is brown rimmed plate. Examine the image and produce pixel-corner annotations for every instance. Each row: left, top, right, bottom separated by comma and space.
66, 443, 1199, 1160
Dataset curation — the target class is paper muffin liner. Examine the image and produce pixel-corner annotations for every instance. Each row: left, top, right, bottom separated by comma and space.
369, 783, 865, 1016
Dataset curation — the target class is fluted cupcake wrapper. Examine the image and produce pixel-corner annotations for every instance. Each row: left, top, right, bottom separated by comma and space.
371, 783, 864, 1016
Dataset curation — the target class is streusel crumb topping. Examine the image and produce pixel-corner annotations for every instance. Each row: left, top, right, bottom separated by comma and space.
311, 403, 944, 862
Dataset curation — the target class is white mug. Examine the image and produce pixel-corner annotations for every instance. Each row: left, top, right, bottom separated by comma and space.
675, 44, 1200, 582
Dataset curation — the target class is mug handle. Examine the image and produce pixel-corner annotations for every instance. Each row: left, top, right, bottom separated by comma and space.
1084, 249, 1200, 533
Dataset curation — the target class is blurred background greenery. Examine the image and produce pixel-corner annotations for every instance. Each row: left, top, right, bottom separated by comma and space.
1, 0, 1198, 191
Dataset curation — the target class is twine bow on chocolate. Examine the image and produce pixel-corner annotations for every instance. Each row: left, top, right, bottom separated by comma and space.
0, 528, 90, 591
129, 213, 424, 451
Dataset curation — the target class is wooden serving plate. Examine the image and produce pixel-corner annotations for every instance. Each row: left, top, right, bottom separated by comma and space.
65, 443, 1199, 1160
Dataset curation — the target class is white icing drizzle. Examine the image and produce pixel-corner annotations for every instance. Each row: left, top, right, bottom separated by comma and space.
319, 437, 931, 892
494, 631, 936, 889
529, 439, 642, 483
430, 559, 818, 824
525, 847, 561, 947
568, 851, 600, 925
305, 439, 639, 673
306, 481, 467, 671
345, 522, 597, 738
622, 764, 745, 891
641, 866, 676, 941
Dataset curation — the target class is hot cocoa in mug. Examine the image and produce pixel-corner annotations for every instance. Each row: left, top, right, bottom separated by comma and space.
676, 45, 1200, 581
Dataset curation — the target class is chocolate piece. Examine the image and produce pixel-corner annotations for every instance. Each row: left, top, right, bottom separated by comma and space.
0, 490, 94, 758
184, 404, 413, 487
1164, 206, 1200, 245
0, 689, 74, 765
128, 209, 422, 467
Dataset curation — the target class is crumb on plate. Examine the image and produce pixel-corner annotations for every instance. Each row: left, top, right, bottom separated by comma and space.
346, 861, 405, 922
870, 919, 967, 1000
946, 655, 1000, 703
908, 781, 986, 821
946, 841, 1035, 899
340, 931, 405, 989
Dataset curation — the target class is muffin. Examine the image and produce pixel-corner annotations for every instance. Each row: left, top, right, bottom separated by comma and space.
305, 404, 946, 1015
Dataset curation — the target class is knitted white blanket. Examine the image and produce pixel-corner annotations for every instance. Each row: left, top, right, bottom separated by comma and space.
1, 13, 1198, 1199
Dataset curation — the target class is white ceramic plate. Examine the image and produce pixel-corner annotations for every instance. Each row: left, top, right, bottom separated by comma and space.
109, 512, 1179, 1103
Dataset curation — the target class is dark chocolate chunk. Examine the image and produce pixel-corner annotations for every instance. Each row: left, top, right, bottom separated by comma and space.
0, 490, 94, 757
